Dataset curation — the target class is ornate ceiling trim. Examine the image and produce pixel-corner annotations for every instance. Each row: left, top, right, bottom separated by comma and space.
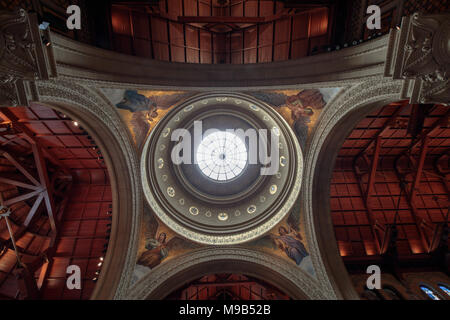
126, 247, 326, 300
385, 12, 450, 104
0, 9, 56, 107
141, 92, 303, 245
35, 80, 141, 300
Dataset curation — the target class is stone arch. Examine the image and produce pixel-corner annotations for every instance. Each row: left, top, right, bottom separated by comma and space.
34, 80, 142, 299
301, 77, 405, 299
126, 247, 326, 300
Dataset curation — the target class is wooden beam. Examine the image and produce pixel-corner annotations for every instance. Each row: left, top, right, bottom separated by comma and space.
31, 143, 57, 238
4, 189, 43, 206
410, 137, 429, 200
394, 164, 431, 253
405, 108, 450, 154
0, 177, 41, 191
0, 108, 71, 175
178, 16, 265, 23
366, 136, 382, 198
1, 151, 41, 186
357, 103, 407, 159
23, 193, 44, 227
354, 165, 383, 254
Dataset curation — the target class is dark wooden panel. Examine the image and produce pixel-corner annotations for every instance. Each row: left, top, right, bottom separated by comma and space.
133, 38, 152, 58
131, 11, 150, 40
168, 0, 182, 16
230, 32, 243, 64
310, 8, 329, 37
113, 34, 132, 55
244, 0, 258, 17
199, 1, 211, 16
186, 26, 199, 63
273, 43, 289, 61
111, 7, 131, 36
291, 39, 309, 59
184, 0, 198, 16
231, 0, 244, 16
292, 14, 309, 40
169, 21, 185, 62
200, 30, 212, 63
260, 0, 274, 16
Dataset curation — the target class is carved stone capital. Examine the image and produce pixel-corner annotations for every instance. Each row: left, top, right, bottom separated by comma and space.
0, 9, 56, 107
385, 12, 450, 105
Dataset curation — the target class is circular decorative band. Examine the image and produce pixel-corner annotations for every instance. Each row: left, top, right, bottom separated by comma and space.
140, 92, 303, 245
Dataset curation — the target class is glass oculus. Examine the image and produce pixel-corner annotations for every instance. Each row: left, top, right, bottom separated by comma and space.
196, 131, 247, 181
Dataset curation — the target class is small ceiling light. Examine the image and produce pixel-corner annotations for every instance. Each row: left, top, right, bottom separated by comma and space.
97, 262, 103, 267
73, 121, 79, 127
100, 257, 104, 261
39, 21, 50, 30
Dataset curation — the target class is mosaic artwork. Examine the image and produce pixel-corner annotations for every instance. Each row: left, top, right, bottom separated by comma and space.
244, 195, 316, 277
132, 205, 202, 285
103, 88, 340, 150
247, 88, 340, 149
101, 88, 196, 147
106, 88, 341, 282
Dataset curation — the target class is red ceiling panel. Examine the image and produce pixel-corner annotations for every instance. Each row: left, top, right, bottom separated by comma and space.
110, 1, 332, 64
331, 101, 449, 265
0, 105, 111, 299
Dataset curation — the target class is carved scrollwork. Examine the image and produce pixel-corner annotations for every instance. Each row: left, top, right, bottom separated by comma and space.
0, 9, 56, 107
385, 12, 450, 105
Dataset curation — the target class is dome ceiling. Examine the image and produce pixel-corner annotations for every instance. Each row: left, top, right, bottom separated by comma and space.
141, 93, 303, 244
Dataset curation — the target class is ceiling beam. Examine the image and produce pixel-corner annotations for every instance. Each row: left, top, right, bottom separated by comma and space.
178, 16, 265, 23
410, 137, 429, 200
356, 102, 408, 159
366, 135, 382, 199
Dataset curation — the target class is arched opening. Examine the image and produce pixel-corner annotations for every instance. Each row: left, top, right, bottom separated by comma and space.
420, 285, 441, 300
0, 104, 111, 299
438, 284, 450, 296
382, 286, 404, 300
127, 247, 322, 300
166, 273, 291, 300
329, 101, 449, 299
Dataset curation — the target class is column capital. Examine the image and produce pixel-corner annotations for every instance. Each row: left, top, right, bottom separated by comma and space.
0, 9, 56, 107
385, 12, 450, 105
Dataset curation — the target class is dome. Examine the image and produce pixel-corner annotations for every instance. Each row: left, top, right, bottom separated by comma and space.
141, 93, 303, 245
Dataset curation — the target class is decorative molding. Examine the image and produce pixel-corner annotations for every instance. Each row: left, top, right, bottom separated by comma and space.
51, 31, 388, 90
385, 12, 450, 104
141, 92, 304, 245
126, 247, 326, 300
0, 9, 56, 107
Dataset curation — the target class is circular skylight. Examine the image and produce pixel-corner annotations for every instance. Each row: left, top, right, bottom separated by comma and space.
196, 131, 247, 181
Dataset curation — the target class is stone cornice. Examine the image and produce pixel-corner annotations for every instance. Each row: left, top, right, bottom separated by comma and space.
51, 32, 388, 90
